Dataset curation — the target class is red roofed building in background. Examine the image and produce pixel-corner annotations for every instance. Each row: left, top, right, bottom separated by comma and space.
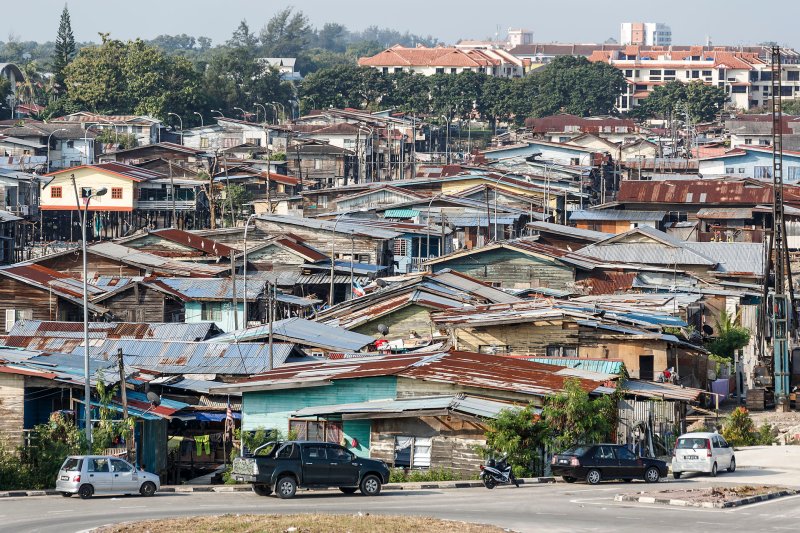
587, 46, 800, 112
359, 45, 526, 77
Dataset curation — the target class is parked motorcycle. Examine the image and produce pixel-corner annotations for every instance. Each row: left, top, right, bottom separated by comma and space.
479, 455, 519, 489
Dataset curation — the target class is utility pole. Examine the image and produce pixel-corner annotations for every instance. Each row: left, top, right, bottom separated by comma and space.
117, 348, 132, 461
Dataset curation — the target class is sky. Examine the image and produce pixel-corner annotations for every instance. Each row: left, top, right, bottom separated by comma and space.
3, 0, 797, 49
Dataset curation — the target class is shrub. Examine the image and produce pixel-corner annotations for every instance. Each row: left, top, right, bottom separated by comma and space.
388, 467, 467, 483
722, 407, 775, 446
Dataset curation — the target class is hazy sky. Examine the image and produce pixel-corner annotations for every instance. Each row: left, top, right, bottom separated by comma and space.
4, 0, 797, 49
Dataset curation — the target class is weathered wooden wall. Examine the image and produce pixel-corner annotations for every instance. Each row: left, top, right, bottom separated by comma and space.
451, 321, 577, 356
353, 304, 440, 340
432, 249, 575, 290
369, 416, 487, 476
0, 278, 81, 332
100, 284, 176, 322
0, 373, 25, 449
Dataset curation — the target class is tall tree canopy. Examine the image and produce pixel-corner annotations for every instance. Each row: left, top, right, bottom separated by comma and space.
62, 36, 203, 119
52, 4, 76, 94
631, 80, 727, 123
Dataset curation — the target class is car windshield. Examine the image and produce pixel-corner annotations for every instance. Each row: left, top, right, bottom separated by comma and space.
61, 457, 82, 471
561, 446, 592, 456
677, 437, 709, 449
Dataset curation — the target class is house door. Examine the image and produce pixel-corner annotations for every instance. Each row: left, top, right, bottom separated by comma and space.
639, 355, 654, 381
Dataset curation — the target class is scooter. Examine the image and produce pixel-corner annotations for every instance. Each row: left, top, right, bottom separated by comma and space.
479, 455, 519, 489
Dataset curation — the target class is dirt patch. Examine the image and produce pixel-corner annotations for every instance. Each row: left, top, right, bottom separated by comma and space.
628, 485, 789, 504
93, 513, 509, 533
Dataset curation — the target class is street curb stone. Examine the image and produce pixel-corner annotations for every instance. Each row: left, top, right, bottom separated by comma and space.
0, 477, 556, 497
614, 489, 797, 508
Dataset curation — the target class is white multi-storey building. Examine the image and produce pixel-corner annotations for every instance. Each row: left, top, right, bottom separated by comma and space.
358, 45, 527, 77
589, 47, 800, 112
620, 22, 672, 46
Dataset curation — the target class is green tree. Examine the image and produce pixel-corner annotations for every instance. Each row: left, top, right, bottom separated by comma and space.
299, 65, 372, 109
63, 37, 204, 118
94, 129, 138, 149
483, 404, 549, 477
259, 7, 311, 58
52, 4, 76, 95
0, 75, 13, 119
632, 80, 726, 123
227, 20, 258, 49
782, 99, 800, 115
543, 378, 617, 451
705, 310, 751, 360
527, 56, 625, 118
721, 406, 775, 446
315, 22, 348, 53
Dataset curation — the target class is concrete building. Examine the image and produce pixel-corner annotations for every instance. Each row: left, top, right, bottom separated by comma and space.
358, 45, 527, 77
507, 29, 534, 48
620, 22, 672, 46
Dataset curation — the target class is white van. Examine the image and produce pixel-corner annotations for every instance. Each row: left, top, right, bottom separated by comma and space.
671, 432, 735, 479
56, 456, 160, 499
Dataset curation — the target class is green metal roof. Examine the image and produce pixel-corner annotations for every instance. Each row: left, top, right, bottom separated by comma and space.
526, 357, 624, 376
384, 209, 420, 219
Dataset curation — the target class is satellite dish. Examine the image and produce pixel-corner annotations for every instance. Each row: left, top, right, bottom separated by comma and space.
147, 391, 161, 407
377, 324, 389, 335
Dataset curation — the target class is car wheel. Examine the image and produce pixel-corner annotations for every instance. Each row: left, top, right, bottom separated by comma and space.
728, 457, 736, 473
139, 481, 156, 497
360, 474, 382, 496
673, 472, 682, 479
339, 487, 358, 494
60, 492, 73, 497
585, 469, 602, 485
78, 484, 93, 499
644, 466, 661, 483
562, 476, 577, 483
253, 484, 272, 496
710, 462, 718, 477
276, 476, 297, 499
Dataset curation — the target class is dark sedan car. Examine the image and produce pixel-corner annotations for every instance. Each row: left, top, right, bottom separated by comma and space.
550, 444, 668, 485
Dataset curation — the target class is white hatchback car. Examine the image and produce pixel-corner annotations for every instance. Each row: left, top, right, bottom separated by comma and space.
671, 432, 735, 479
56, 456, 160, 499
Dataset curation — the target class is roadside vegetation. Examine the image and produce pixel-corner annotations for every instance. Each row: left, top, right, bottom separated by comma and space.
722, 407, 777, 446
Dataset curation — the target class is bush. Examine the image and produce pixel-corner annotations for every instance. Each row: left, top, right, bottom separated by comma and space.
388, 467, 469, 483
722, 407, 775, 446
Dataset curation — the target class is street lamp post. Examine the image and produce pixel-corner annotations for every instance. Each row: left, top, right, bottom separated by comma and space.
211, 109, 224, 119
70, 176, 107, 452
167, 112, 183, 145
329, 214, 346, 307
267, 103, 278, 125
233, 107, 247, 121
425, 193, 442, 267
254, 103, 267, 125
192, 111, 204, 127
46, 128, 67, 172
302, 96, 316, 113
272, 102, 285, 124
242, 213, 258, 327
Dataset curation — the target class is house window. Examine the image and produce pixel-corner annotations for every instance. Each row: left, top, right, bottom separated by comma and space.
545, 345, 578, 357
200, 137, 209, 148
702, 70, 712, 77
317, 195, 328, 208
51, 186, 63, 199
111, 187, 123, 199
745, 138, 753, 145
788, 71, 800, 81
754, 166, 772, 179
314, 159, 322, 170
244, 137, 261, 146
5, 308, 32, 332
759, 139, 770, 146
289, 419, 342, 443
201, 302, 223, 322
394, 436, 431, 468
66, 140, 74, 148
725, 167, 735, 174
393, 238, 408, 257
667, 211, 688, 223
382, 67, 388, 74
435, 68, 444, 74
624, 69, 633, 77
450, 68, 457, 74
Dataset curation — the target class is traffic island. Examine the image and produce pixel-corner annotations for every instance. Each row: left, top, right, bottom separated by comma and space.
615, 485, 797, 508
91, 513, 510, 532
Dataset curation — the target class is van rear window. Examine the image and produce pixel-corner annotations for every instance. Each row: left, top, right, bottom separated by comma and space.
677, 438, 709, 449
61, 458, 82, 471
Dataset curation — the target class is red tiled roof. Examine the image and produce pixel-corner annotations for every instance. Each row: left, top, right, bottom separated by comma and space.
525, 114, 636, 134
358, 45, 500, 68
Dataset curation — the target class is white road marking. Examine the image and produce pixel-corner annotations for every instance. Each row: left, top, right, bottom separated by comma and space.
46, 510, 74, 514
118, 505, 147, 509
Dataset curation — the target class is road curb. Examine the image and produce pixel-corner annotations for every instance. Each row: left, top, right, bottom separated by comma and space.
0, 477, 556, 498
614, 489, 797, 508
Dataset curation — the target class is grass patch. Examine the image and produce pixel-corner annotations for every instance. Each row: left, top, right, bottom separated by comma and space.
388, 467, 475, 483
95, 513, 507, 533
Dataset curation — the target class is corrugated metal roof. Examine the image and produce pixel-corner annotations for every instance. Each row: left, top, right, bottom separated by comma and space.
525, 357, 624, 375
5, 320, 217, 344
684, 242, 765, 275
384, 209, 421, 218
622, 379, 704, 401
291, 394, 528, 419
431, 270, 521, 304
569, 210, 667, 222
212, 318, 374, 352
695, 207, 753, 220
89, 242, 228, 277
529, 221, 613, 242
152, 278, 264, 300
70, 339, 298, 375
447, 215, 518, 227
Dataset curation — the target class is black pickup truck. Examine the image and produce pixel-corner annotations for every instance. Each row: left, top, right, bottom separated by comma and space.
231, 440, 390, 499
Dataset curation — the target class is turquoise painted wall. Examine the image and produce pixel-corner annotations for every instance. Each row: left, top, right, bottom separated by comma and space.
185, 301, 243, 332
343, 419, 372, 458
242, 376, 398, 440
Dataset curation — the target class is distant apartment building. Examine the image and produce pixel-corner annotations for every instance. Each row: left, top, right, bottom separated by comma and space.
507, 29, 534, 48
358, 45, 527, 77
588, 46, 800, 112
620, 22, 672, 46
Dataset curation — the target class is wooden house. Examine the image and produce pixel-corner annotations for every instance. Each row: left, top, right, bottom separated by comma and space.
117, 228, 237, 262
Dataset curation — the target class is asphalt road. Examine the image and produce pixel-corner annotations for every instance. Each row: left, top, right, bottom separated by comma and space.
2, 473, 800, 533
